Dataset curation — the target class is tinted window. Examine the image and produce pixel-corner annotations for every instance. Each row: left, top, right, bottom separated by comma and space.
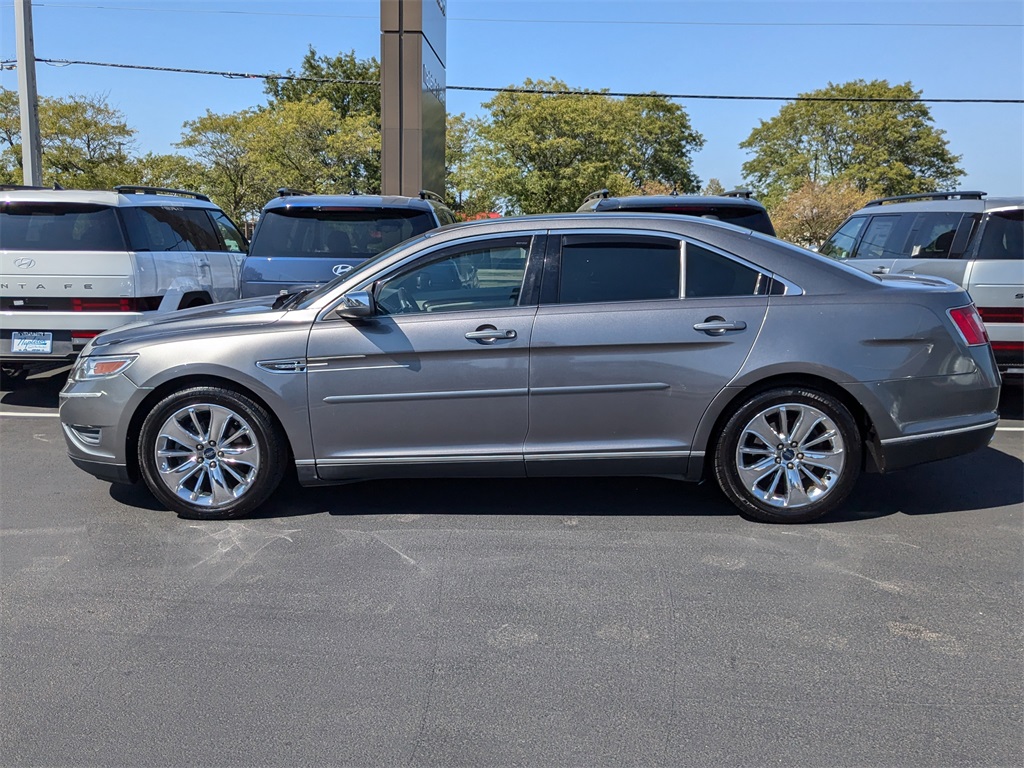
0, 203, 125, 251
121, 206, 221, 251
976, 209, 1023, 260
559, 236, 679, 304
249, 208, 435, 260
820, 217, 866, 260
685, 243, 766, 297
377, 238, 530, 315
856, 215, 906, 259
906, 212, 963, 258
209, 210, 247, 253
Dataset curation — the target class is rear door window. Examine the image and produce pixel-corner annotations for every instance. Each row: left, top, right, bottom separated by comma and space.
209, 210, 248, 253
557, 235, 680, 304
0, 203, 125, 251
248, 208, 436, 260
121, 206, 221, 252
906, 212, 963, 258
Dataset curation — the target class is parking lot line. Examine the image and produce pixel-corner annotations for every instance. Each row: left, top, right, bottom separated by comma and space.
0, 412, 60, 418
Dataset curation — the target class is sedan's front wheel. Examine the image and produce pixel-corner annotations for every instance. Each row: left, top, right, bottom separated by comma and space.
714, 387, 862, 523
138, 386, 287, 519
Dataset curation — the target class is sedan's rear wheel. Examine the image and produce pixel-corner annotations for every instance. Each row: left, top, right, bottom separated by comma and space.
139, 386, 287, 519
714, 387, 862, 523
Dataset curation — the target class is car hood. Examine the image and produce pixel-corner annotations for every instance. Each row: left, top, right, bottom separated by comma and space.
90, 296, 287, 350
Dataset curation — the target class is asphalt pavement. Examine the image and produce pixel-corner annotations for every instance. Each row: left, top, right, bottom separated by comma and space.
1, 371, 1021, 767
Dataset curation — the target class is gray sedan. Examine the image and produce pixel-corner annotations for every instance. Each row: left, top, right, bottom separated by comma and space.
58, 214, 1001, 523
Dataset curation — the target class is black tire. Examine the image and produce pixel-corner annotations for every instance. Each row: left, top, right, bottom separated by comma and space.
713, 387, 862, 523
138, 386, 287, 520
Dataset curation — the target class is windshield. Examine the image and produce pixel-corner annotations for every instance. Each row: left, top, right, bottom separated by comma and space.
248, 207, 435, 260
0, 203, 126, 251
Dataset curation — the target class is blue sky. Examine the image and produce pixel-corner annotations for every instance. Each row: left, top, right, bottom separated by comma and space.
1, 0, 1022, 196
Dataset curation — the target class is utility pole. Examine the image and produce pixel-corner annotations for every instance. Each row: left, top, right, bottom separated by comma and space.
14, 0, 43, 186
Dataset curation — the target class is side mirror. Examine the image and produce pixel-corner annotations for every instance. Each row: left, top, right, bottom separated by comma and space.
333, 289, 375, 319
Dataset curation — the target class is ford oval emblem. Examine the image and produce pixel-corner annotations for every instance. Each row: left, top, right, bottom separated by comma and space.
14, 257, 37, 269
332, 264, 353, 276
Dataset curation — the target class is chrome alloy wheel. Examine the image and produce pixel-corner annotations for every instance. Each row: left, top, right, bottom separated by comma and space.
734, 402, 846, 510
153, 403, 261, 508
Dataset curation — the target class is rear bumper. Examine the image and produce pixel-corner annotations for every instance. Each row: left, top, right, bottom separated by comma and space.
874, 418, 999, 473
1, 310, 143, 364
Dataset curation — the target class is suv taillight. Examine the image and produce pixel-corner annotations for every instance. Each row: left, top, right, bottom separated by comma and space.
977, 307, 1024, 324
947, 304, 990, 346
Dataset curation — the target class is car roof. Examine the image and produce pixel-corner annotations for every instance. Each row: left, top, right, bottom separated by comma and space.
261, 192, 440, 213
0, 186, 217, 208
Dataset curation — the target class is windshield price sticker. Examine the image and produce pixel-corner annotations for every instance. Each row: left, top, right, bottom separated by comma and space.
11, 332, 53, 354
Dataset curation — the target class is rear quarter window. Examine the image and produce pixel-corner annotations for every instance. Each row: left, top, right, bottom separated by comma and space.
0, 203, 126, 251
976, 209, 1023, 260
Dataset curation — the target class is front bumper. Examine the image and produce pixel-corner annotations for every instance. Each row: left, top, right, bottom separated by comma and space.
59, 370, 147, 484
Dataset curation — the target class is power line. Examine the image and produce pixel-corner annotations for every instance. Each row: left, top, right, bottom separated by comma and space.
22, 3, 1024, 28
3, 58, 1022, 105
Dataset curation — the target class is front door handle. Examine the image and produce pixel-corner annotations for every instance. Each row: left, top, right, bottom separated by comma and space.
465, 328, 517, 343
693, 319, 747, 335
872, 267, 889, 275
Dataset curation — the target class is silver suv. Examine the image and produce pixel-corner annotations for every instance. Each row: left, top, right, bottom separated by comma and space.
1, 185, 247, 383
819, 191, 1023, 376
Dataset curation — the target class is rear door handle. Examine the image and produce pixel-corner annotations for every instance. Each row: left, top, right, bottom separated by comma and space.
693, 320, 747, 335
871, 267, 889, 275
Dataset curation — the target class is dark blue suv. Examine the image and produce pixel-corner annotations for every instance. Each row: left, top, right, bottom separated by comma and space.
241, 189, 457, 298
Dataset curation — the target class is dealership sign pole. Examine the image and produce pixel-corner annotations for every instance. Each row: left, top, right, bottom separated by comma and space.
14, 0, 43, 187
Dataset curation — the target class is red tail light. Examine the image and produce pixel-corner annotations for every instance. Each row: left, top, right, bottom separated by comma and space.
947, 305, 990, 346
71, 331, 101, 340
72, 298, 134, 312
977, 307, 1024, 324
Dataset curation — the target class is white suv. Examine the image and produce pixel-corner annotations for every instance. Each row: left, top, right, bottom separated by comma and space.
1, 185, 247, 383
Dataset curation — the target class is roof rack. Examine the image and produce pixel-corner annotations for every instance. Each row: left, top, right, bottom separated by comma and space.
418, 189, 446, 204
722, 188, 754, 199
277, 187, 313, 198
865, 190, 987, 207
582, 189, 612, 204
114, 185, 210, 201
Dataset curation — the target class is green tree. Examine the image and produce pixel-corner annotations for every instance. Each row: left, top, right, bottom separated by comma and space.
741, 79, 963, 206
445, 112, 495, 216
701, 178, 727, 196
0, 87, 137, 188
176, 109, 267, 221
476, 78, 704, 214
263, 47, 381, 191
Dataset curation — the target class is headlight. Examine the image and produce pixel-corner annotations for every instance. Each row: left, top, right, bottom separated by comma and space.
71, 354, 138, 381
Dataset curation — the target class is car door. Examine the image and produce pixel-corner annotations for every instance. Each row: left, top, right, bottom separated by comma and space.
525, 232, 769, 477
305, 234, 542, 481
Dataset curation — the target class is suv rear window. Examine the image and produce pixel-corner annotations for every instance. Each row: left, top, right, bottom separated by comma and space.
249, 209, 435, 260
120, 206, 221, 252
0, 203, 126, 251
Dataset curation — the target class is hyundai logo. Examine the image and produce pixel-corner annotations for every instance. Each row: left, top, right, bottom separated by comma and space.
14, 258, 36, 269
332, 264, 353, 276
